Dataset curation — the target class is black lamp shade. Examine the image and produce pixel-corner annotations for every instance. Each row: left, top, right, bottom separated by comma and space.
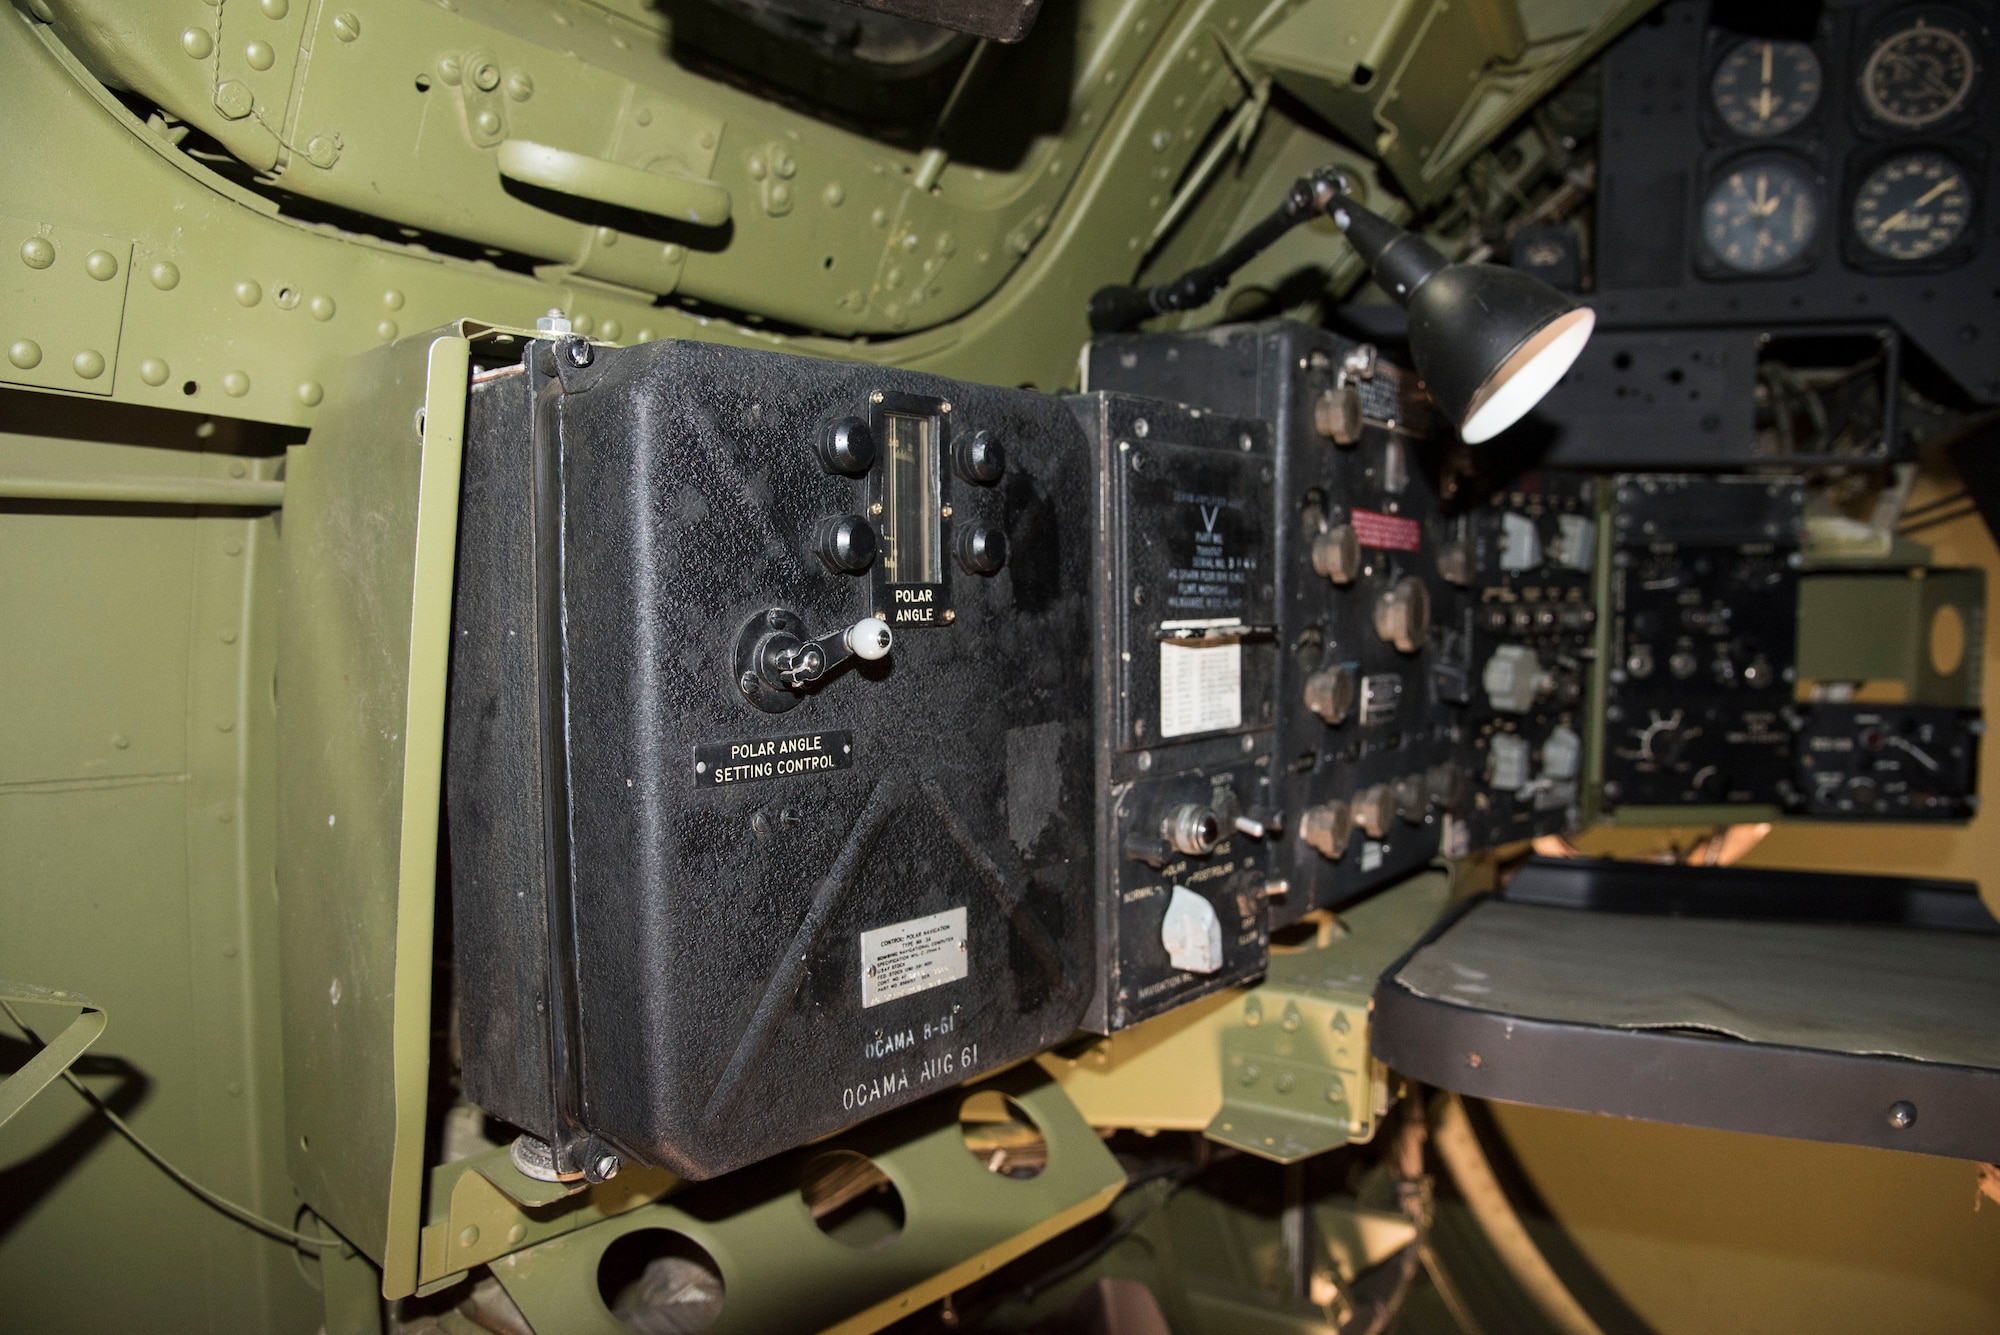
1332, 197, 1595, 444
1407, 265, 1595, 444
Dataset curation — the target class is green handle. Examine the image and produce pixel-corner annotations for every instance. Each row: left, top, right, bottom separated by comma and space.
497, 140, 731, 228
1, 982, 107, 1130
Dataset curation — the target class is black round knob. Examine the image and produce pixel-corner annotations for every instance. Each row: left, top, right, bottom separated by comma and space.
956, 430, 1006, 484
816, 514, 876, 574
819, 417, 874, 476
957, 523, 1008, 575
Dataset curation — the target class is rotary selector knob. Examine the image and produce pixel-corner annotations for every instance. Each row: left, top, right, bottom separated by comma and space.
1436, 539, 1474, 587
1312, 523, 1361, 585
1392, 773, 1428, 823
819, 417, 875, 476
955, 430, 1006, 484
1314, 384, 1364, 445
1300, 800, 1353, 861
956, 523, 1009, 575
1426, 761, 1468, 813
816, 514, 876, 574
1373, 576, 1430, 653
1351, 784, 1392, 840
1303, 664, 1357, 725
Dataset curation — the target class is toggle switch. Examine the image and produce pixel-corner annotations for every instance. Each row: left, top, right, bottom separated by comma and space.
735, 609, 892, 712
1233, 809, 1280, 839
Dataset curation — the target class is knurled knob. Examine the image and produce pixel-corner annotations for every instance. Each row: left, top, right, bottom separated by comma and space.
1300, 800, 1353, 861
1312, 523, 1361, 586
1373, 575, 1430, 654
1314, 385, 1363, 445
1303, 664, 1357, 725
1351, 783, 1392, 840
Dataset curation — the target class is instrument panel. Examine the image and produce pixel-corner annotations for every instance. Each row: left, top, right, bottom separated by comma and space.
1595, 0, 1998, 403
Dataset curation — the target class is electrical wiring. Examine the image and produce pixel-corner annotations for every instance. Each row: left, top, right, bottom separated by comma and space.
1, 999, 338, 1252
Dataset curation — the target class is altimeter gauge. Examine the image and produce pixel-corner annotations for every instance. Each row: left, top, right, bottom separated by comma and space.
1852, 150, 1972, 261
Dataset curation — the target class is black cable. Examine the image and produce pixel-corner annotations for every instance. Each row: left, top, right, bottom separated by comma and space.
1901, 489, 1969, 520
1016, 1159, 1204, 1302
1901, 504, 1978, 537
1, 999, 336, 1251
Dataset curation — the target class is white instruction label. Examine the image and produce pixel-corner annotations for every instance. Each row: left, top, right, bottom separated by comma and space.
1159, 621, 1242, 738
860, 907, 968, 1008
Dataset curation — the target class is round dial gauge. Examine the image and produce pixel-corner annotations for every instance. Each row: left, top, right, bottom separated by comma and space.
1860, 20, 1979, 128
1853, 150, 1973, 261
1702, 158, 1820, 273
1712, 39, 1822, 136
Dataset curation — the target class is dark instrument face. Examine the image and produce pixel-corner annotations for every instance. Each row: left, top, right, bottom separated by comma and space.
1712, 39, 1822, 136
1703, 158, 1821, 272
1860, 20, 1980, 128
1853, 150, 1973, 260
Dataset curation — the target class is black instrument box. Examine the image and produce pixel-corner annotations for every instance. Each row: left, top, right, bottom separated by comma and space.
1086, 323, 1460, 924
446, 337, 1097, 1180
1069, 392, 1278, 1031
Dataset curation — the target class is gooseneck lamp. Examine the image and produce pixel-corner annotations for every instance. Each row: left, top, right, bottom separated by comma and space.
1088, 168, 1595, 445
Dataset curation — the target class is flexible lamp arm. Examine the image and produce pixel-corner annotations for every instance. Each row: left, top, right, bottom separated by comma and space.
1087, 167, 1352, 333
1086, 168, 1595, 446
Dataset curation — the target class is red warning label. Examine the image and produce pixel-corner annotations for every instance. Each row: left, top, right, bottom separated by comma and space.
1352, 508, 1422, 552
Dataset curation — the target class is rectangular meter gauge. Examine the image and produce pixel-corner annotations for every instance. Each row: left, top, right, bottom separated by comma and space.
871, 394, 950, 625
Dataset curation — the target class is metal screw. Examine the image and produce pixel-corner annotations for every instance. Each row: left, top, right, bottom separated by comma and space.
1887, 1100, 1916, 1129
565, 338, 593, 368
870, 390, 884, 403
943, 609, 956, 623
594, 1154, 621, 1180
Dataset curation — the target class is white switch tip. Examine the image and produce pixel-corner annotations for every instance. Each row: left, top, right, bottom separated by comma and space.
845, 617, 893, 661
